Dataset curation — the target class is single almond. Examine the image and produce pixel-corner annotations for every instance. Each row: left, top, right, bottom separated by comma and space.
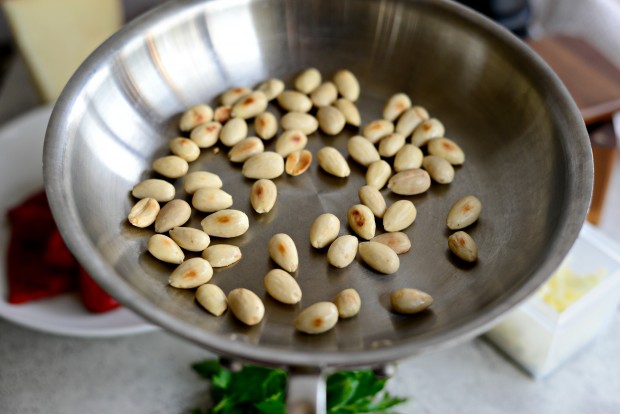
358, 185, 386, 218
294, 67, 322, 94
250, 179, 277, 213
228, 288, 265, 326
256, 78, 285, 100
201, 209, 249, 238
202, 244, 242, 267
317, 146, 350, 177
427, 137, 465, 165
309, 213, 340, 248
192, 188, 233, 213
391, 288, 433, 314
333, 98, 361, 126
169, 227, 210, 252
422, 155, 455, 184
168, 257, 213, 289
362, 119, 394, 144
196, 284, 228, 316
268, 233, 299, 272
147, 234, 184, 264
152, 155, 189, 179
179, 104, 213, 132
317, 106, 346, 136
347, 204, 376, 240
228, 137, 264, 163
219, 118, 248, 147
333, 69, 360, 101
264, 269, 302, 304
220, 87, 251, 106
411, 118, 445, 146
213, 105, 232, 123
347, 136, 380, 167
327, 235, 358, 268
310, 81, 338, 107
383, 200, 417, 232
285, 150, 313, 176
446, 195, 482, 230
169, 137, 200, 162
395, 106, 428, 137
128, 198, 160, 228
231, 91, 268, 119
365, 160, 392, 189
190, 121, 221, 148
371, 232, 411, 254
294, 302, 339, 334
378, 132, 406, 158
387, 169, 431, 195
448, 231, 478, 262
394, 144, 423, 172
183, 171, 222, 194
383, 93, 412, 121
154, 199, 191, 233
358, 241, 399, 274
281, 112, 319, 135
254, 112, 278, 140
275, 130, 308, 157
242, 151, 285, 179
132, 179, 175, 202
277, 90, 313, 113
333, 288, 361, 318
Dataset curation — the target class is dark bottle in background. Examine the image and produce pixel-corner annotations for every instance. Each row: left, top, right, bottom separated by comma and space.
456, 0, 531, 37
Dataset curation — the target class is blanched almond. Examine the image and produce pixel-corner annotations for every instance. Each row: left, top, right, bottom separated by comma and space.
333, 288, 361, 318
285, 150, 313, 176
365, 160, 392, 189
371, 232, 411, 254
333, 69, 360, 101
362, 119, 394, 144
169, 257, 213, 289
152, 155, 188, 179
192, 188, 233, 213
169, 227, 210, 252
281, 112, 319, 135
378, 132, 406, 157
391, 288, 433, 314
411, 118, 445, 146
422, 155, 455, 184
358, 241, 399, 274
310, 81, 338, 107
183, 171, 222, 194
294, 68, 322, 94
196, 284, 228, 316
268, 233, 298, 272
228, 288, 264, 326
446, 195, 482, 230
202, 244, 242, 267
213, 105, 232, 123
394, 144, 423, 172
154, 199, 192, 233
128, 198, 160, 228
242, 151, 284, 179
395, 106, 428, 137
264, 269, 302, 304
347, 204, 376, 240
250, 179, 277, 213
256, 78, 285, 100
427, 137, 465, 165
327, 235, 358, 268
383, 200, 416, 232
179, 104, 213, 132
147, 234, 184, 264
358, 185, 386, 218
169, 137, 200, 162
383, 93, 411, 121
317, 106, 346, 136
254, 112, 278, 140
132, 179, 175, 202
448, 231, 478, 262
231, 91, 268, 119
220, 87, 251, 106
277, 90, 313, 113
190, 121, 221, 148
347, 136, 380, 167
387, 169, 431, 195
294, 302, 339, 334
219, 118, 248, 147
333, 98, 361, 126
201, 209, 249, 238
275, 130, 308, 157
228, 137, 264, 163
309, 213, 340, 248
317, 146, 350, 177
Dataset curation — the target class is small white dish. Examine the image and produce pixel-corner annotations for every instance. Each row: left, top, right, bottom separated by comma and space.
0, 105, 157, 337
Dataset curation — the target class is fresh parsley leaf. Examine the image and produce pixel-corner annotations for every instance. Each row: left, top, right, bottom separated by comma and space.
191, 358, 408, 414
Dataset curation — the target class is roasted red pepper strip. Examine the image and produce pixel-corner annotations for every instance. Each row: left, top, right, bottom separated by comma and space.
78, 267, 120, 313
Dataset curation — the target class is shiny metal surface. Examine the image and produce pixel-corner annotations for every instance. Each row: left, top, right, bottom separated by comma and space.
44, 0, 592, 369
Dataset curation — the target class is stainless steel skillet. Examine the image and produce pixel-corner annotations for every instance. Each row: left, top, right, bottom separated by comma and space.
43, 0, 592, 411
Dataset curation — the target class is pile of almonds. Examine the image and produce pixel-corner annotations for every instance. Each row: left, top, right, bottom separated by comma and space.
127, 67, 482, 335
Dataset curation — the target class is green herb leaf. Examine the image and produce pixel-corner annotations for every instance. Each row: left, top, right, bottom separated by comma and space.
190, 358, 408, 414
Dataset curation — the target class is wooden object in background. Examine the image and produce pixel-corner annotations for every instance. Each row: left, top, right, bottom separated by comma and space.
527, 35, 620, 224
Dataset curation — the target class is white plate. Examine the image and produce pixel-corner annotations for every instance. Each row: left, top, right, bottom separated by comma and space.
0, 105, 157, 337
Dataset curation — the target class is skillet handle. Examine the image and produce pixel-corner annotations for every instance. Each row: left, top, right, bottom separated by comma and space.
286, 368, 326, 414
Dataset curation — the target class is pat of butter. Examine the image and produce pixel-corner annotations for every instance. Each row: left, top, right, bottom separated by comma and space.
536, 263, 606, 313
2, 0, 122, 102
